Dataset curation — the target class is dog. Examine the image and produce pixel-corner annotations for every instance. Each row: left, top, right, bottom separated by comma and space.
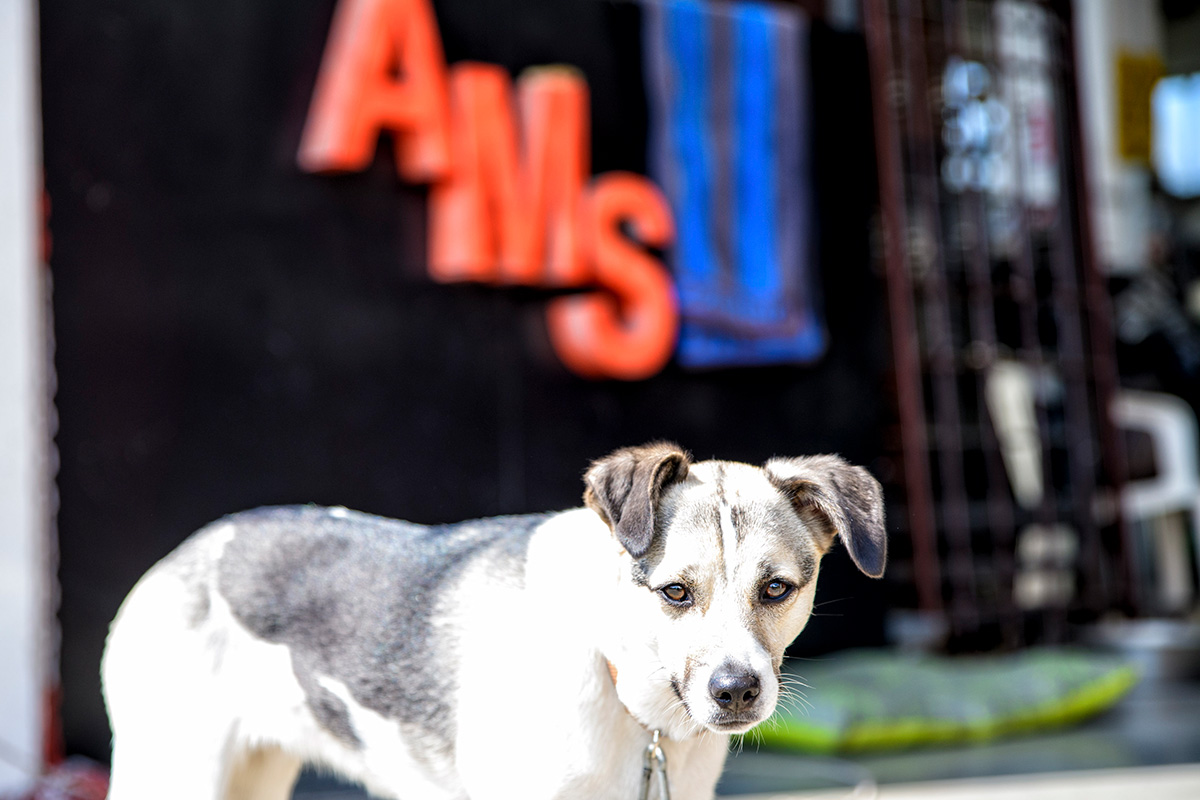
102, 442, 885, 800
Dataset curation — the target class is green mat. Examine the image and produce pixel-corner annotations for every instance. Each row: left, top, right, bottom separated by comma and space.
756, 648, 1139, 752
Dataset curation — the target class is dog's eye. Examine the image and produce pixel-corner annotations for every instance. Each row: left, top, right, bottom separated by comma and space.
660, 584, 690, 604
761, 580, 793, 603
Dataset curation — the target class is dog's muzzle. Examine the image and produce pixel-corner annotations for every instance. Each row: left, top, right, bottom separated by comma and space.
705, 664, 765, 730
709, 666, 760, 712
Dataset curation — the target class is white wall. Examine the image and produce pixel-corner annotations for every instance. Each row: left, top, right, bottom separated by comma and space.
0, 0, 50, 791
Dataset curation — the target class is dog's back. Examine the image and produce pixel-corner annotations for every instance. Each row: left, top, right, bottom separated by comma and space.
103, 505, 545, 800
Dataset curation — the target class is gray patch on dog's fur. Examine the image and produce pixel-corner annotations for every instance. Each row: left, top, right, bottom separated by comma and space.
797, 549, 818, 586
215, 505, 542, 768
299, 675, 361, 748
190, 587, 211, 628
729, 505, 745, 543
713, 464, 728, 565
153, 530, 217, 629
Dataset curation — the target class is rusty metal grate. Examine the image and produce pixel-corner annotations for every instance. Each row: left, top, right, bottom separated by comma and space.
863, 0, 1130, 648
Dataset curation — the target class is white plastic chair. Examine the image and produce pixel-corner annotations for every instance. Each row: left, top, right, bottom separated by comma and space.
1113, 389, 1200, 608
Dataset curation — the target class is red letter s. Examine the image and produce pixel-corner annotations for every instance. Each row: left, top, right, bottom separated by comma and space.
546, 173, 677, 380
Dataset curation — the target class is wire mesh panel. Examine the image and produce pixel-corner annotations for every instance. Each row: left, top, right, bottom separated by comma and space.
864, 0, 1130, 649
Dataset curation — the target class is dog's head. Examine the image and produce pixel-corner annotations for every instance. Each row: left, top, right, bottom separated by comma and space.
585, 442, 885, 738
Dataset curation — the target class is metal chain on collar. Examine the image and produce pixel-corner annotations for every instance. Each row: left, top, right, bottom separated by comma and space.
637, 729, 670, 800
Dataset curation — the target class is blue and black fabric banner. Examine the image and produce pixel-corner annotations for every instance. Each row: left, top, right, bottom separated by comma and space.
645, 0, 824, 368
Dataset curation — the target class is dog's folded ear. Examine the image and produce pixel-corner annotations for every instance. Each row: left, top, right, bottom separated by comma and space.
764, 455, 887, 578
584, 442, 691, 558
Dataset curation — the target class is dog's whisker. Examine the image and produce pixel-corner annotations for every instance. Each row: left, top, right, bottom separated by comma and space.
748, 725, 766, 753
780, 688, 815, 712
779, 676, 814, 692
775, 684, 814, 717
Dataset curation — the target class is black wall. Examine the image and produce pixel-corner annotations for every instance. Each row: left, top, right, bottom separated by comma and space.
41, 0, 884, 760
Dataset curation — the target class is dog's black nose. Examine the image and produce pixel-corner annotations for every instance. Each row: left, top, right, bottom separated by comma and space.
708, 666, 760, 713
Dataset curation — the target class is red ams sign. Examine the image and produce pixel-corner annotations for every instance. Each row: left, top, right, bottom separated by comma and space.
298, 0, 677, 380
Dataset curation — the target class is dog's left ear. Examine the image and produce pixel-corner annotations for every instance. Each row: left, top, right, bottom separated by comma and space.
764, 455, 887, 578
584, 442, 691, 558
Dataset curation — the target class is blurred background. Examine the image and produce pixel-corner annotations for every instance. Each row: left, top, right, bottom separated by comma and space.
3, 0, 1200, 797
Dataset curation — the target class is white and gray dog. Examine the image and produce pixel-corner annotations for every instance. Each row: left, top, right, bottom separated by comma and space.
102, 442, 885, 800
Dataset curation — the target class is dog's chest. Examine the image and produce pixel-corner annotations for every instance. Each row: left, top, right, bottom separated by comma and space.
453, 686, 729, 800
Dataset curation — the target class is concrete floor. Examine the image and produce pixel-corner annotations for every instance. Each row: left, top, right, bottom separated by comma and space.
293, 672, 1200, 798
721, 763, 1200, 800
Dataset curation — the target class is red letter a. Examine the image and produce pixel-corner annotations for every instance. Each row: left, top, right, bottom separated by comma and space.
298, 0, 450, 182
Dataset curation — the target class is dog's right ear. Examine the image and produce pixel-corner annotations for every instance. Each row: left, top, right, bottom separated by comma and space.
584, 442, 691, 558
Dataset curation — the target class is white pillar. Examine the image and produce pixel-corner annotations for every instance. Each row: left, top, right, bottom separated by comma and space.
1073, 0, 1165, 275
0, 0, 51, 791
